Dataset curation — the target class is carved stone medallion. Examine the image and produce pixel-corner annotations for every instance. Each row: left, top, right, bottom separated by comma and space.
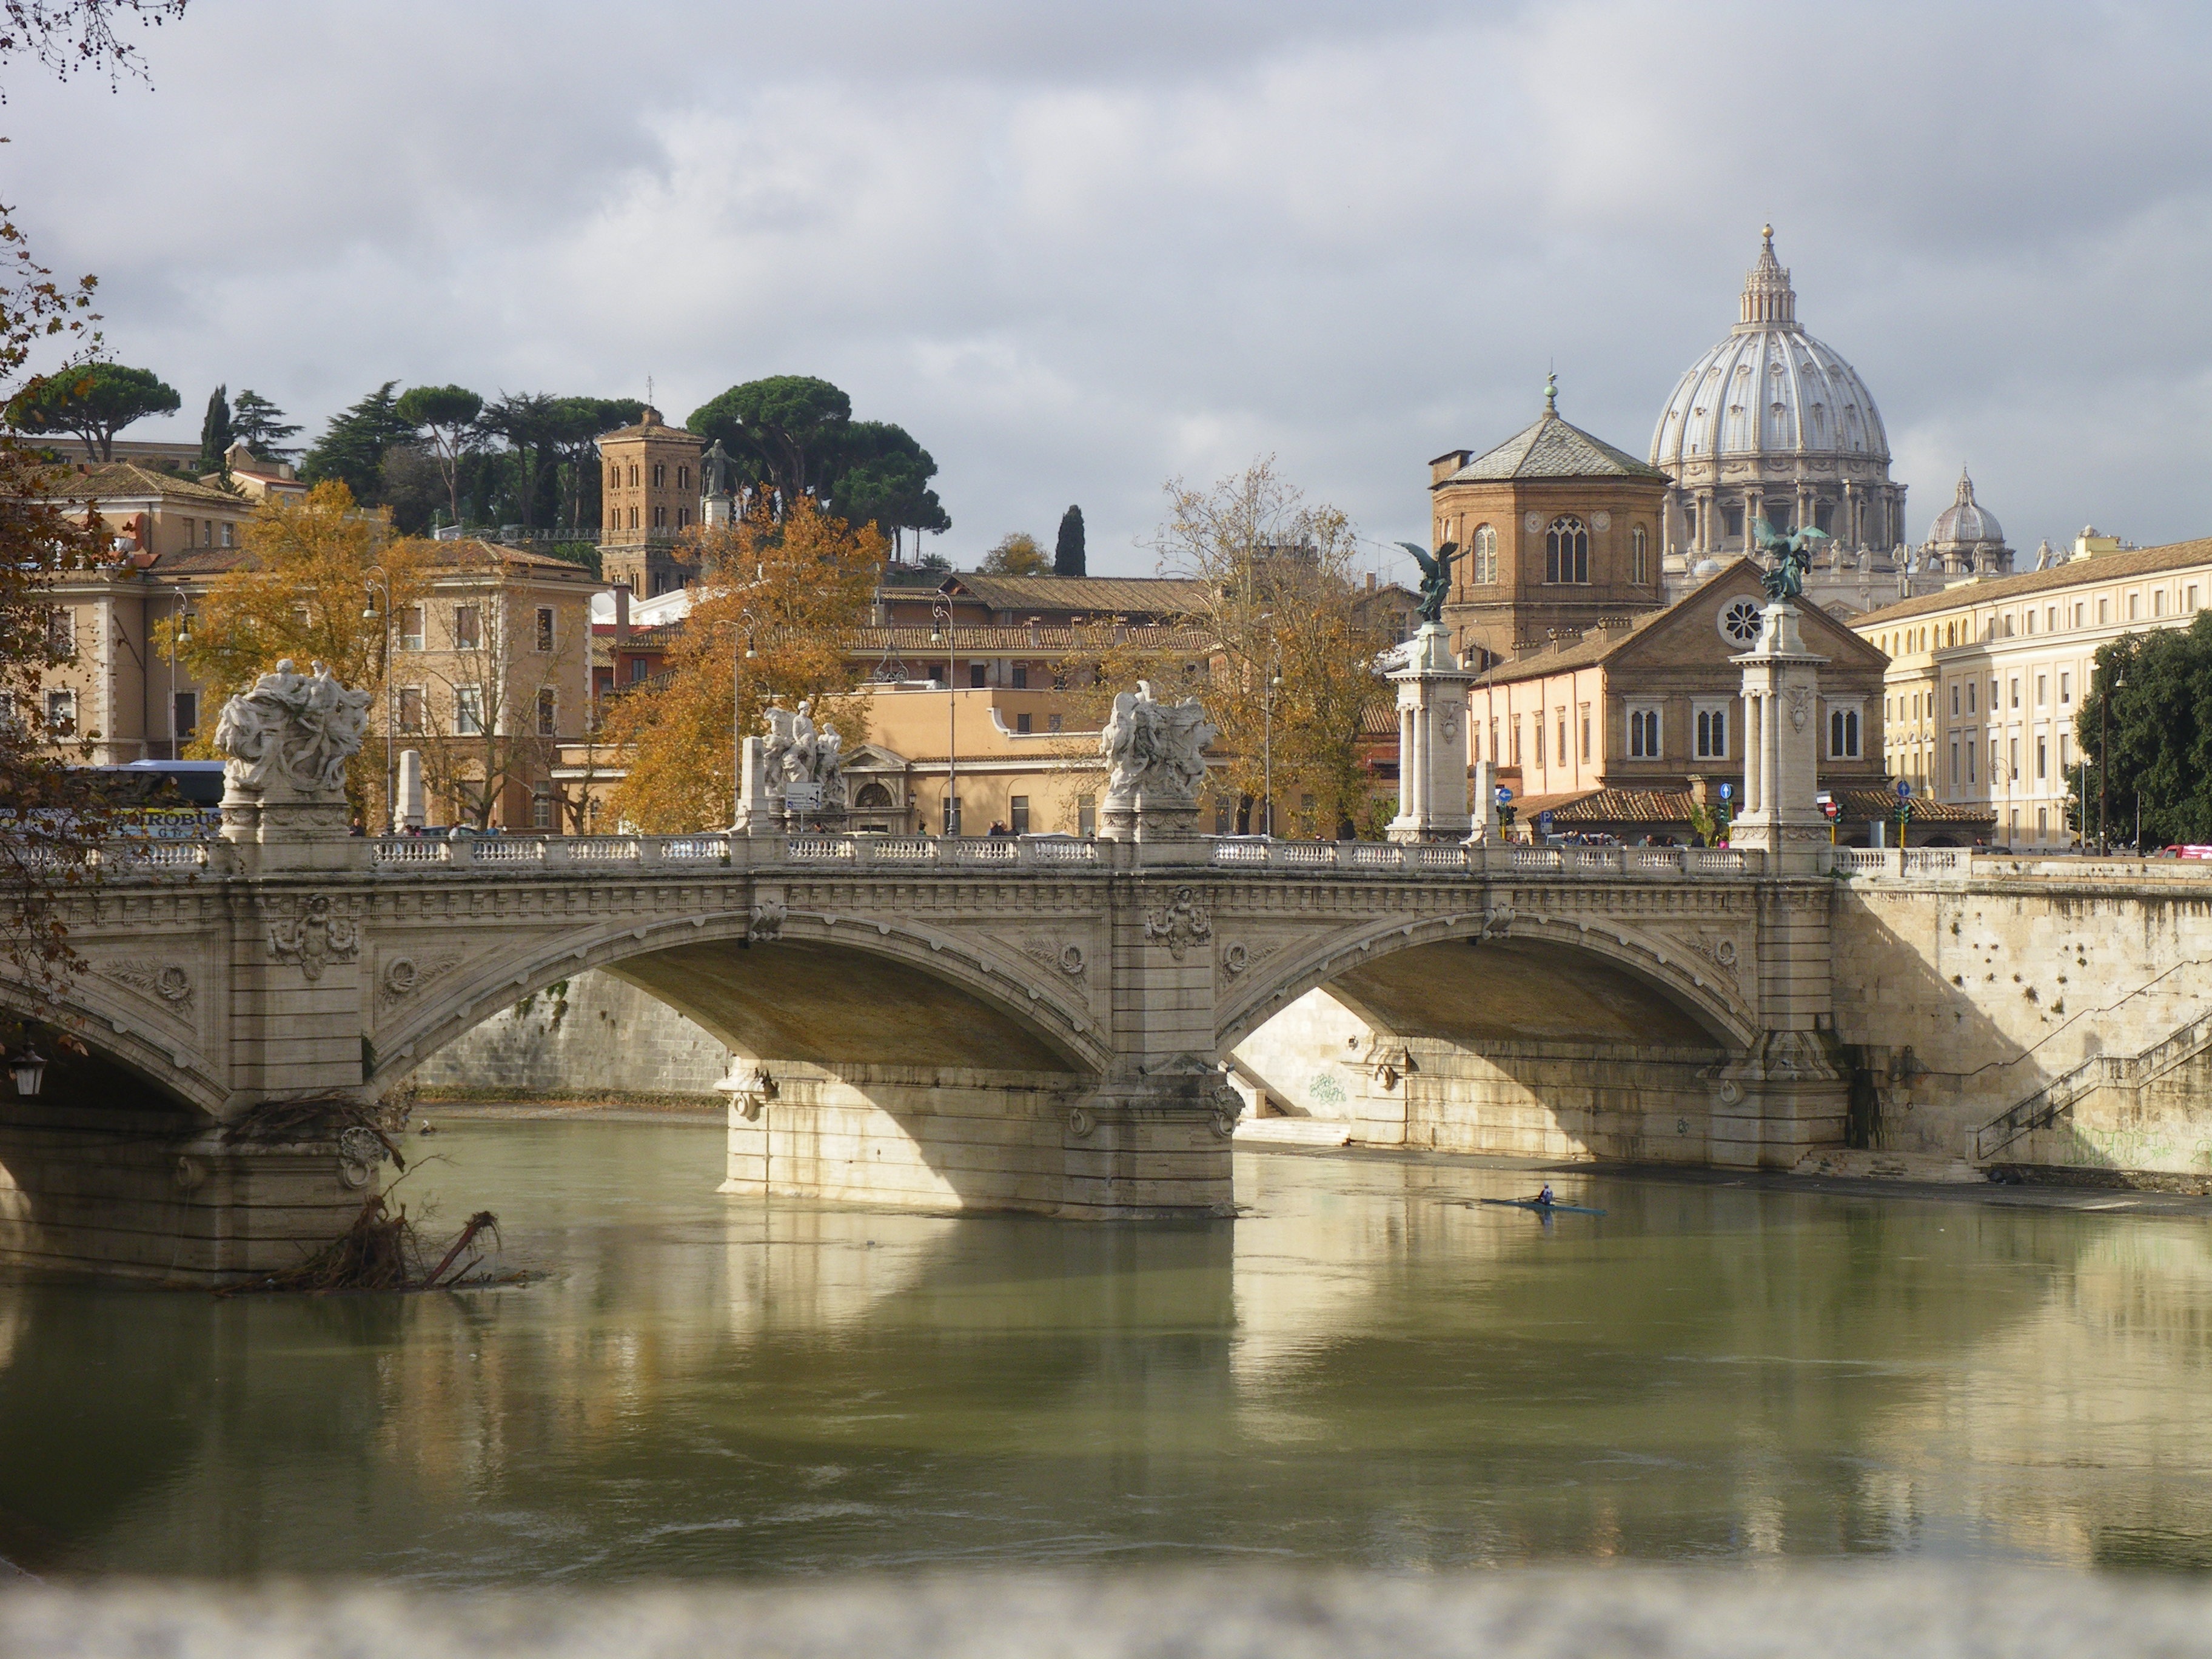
268, 894, 359, 982
1143, 886, 1212, 960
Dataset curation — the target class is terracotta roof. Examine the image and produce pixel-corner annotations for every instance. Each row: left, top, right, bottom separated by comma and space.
941, 574, 1212, 615
43, 462, 247, 508
149, 546, 251, 575
1852, 537, 2212, 628
597, 417, 699, 446
1511, 785, 1991, 826
1441, 409, 1669, 485
430, 538, 599, 577
846, 622, 1212, 654
1474, 565, 1757, 683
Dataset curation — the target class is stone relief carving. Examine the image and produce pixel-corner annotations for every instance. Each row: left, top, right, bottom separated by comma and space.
1017, 935, 1087, 979
1143, 886, 1212, 960
106, 960, 193, 1011
268, 894, 360, 981
378, 954, 461, 1007
1219, 939, 1289, 980
1785, 683, 1813, 732
214, 659, 372, 798
1467, 903, 1515, 943
1101, 681, 1215, 803
1690, 932, 1744, 978
747, 899, 788, 943
337, 1125, 389, 1189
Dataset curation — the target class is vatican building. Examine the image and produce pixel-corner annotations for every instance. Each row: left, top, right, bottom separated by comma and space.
1650, 229, 1991, 617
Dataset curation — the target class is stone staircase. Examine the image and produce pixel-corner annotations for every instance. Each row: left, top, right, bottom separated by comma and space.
1233, 1116, 1353, 1148
1974, 1008, 2212, 1162
1791, 1148, 1981, 1184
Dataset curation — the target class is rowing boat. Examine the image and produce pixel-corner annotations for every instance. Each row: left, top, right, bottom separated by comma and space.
1476, 1197, 1607, 1217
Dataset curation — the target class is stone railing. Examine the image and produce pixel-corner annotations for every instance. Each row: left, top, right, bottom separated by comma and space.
1822, 846, 2212, 885
1208, 840, 1760, 876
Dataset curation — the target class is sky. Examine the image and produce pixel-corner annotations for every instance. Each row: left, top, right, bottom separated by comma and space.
10, 0, 2212, 578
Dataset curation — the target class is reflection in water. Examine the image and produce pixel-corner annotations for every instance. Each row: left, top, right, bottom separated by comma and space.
0, 1119, 2208, 1580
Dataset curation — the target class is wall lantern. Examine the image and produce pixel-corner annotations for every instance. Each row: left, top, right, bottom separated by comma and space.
9, 1045, 46, 1098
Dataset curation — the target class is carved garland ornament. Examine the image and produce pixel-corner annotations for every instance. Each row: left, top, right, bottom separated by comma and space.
1786, 683, 1813, 732
379, 954, 461, 1007
107, 960, 193, 1010
1143, 886, 1212, 960
747, 899, 788, 943
268, 894, 359, 982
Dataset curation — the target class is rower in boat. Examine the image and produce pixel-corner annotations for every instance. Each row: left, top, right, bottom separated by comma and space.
1535, 1183, 1555, 1207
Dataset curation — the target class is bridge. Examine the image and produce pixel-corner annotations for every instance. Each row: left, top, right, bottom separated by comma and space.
0, 825, 1853, 1281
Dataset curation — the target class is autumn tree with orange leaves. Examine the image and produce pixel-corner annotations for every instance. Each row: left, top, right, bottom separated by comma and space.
605, 497, 884, 832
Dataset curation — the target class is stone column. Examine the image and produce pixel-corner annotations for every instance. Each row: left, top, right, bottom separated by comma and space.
1727, 600, 1828, 875
731, 734, 780, 836
1387, 624, 1476, 843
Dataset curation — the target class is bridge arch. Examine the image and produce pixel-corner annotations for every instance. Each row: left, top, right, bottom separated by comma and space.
370, 903, 1111, 1094
0, 975, 228, 1120
1215, 908, 1759, 1057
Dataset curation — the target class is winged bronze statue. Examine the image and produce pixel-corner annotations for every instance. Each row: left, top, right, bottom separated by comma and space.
1751, 517, 1829, 603
1399, 540, 1461, 625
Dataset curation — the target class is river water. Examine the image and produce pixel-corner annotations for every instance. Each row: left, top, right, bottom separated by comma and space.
2, 1116, 2211, 1581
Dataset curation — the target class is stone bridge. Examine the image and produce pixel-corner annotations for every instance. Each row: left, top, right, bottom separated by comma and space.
0, 829, 1850, 1280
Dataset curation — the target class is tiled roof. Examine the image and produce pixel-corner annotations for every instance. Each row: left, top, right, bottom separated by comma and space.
846, 622, 1212, 654
1511, 785, 1991, 826
149, 547, 251, 575
597, 418, 699, 445
44, 462, 247, 507
1852, 537, 2212, 627
1443, 412, 1670, 484
1474, 568, 1737, 682
941, 574, 1212, 615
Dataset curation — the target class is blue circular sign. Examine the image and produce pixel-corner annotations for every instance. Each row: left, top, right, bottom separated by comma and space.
1719, 783, 1734, 801
1895, 778, 1912, 798
1495, 785, 1513, 804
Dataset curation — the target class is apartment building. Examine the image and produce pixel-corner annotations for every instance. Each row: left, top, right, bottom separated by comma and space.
1853, 529, 2212, 846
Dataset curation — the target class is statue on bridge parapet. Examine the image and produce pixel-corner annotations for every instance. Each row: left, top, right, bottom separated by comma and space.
214, 659, 375, 860
1098, 680, 1215, 848
737, 699, 848, 833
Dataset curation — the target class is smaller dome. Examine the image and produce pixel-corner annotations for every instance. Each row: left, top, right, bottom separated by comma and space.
1928, 469, 2002, 548
1692, 557, 1723, 578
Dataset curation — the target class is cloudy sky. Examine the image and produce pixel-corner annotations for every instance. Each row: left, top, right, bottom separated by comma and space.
10, 1, 2212, 576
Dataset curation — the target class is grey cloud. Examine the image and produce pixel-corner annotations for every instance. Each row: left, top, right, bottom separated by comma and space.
8, 0, 2212, 572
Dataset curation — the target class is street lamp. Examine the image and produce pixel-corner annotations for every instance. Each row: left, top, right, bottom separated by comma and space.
1256, 615, 1280, 838
8, 1042, 45, 1098
2099, 664, 2125, 856
930, 595, 959, 837
363, 572, 397, 834
731, 608, 757, 828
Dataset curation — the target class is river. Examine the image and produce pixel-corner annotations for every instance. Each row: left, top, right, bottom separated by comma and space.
1, 1116, 2208, 1581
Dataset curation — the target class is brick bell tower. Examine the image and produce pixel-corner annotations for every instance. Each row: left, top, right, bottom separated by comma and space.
597, 407, 704, 598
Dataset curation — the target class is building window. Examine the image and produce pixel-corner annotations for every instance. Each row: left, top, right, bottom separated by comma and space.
1627, 706, 1661, 758
678, 508, 691, 528
173, 689, 198, 738
454, 685, 484, 736
220, 521, 235, 548
45, 689, 73, 736
1579, 707, 1591, 762
942, 794, 962, 834
2036, 674, 2046, 707
1557, 714, 1567, 767
609, 464, 620, 488
397, 686, 425, 733
0, 692, 13, 729
1829, 705, 1861, 759
534, 607, 555, 653
1632, 525, 1649, 585
399, 605, 425, 651
536, 688, 557, 736
628, 465, 638, 487
628, 507, 639, 530
1472, 523, 1497, 583
652, 504, 666, 528
1512, 719, 1522, 766
2128, 592, 2140, 620
2098, 597, 2110, 624
453, 605, 482, 649
969, 663, 987, 689
1047, 712, 1064, 734
652, 463, 665, 488
1950, 741, 1959, 786
2155, 590, 2168, 617
2009, 677, 2019, 709
1010, 795, 1031, 834
1966, 681, 1977, 714
2189, 585, 2202, 612
679, 466, 691, 491
1695, 706, 1728, 759
532, 792, 554, 830
2037, 735, 2048, 780
629, 657, 649, 683
1015, 712, 1032, 734
1545, 516, 1589, 584
1078, 794, 1096, 837
1011, 665, 1029, 689
1968, 741, 1977, 784
1533, 716, 1545, 768
47, 608, 73, 657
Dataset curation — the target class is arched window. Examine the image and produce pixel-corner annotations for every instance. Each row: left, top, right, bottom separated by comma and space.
1546, 516, 1589, 584
1472, 523, 1497, 584
854, 782, 893, 809
1632, 525, 1649, 585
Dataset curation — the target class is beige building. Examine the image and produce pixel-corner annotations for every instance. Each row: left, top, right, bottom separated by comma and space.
1852, 530, 2212, 848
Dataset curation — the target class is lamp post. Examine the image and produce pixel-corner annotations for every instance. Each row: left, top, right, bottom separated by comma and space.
730, 608, 757, 828
2099, 663, 2124, 855
361, 572, 397, 833
7, 1041, 45, 1097
930, 595, 959, 836
170, 597, 193, 757
1257, 614, 1279, 838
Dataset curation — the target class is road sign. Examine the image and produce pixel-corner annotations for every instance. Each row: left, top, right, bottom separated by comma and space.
1719, 783, 1733, 802
782, 783, 823, 813
1495, 785, 1513, 805
1895, 778, 1912, 799
1537, 809, 1554, 836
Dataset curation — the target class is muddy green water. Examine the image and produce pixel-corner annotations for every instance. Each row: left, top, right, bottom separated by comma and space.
2, 1118, 2211, 1581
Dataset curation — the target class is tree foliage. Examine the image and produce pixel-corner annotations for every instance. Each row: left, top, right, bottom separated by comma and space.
1054, 504, 1085, 577
1145, 459, 1386, 836
980, 532, 1050, 575
603, 498, 883, 832
161, 480, 431, 821
395, 383, 481, 528
228, 387, 298, 460
195, 382, 229, 474
689, 377, 947, 549
0, 0, 187, 97
2074, 614, 2212, 848
6, 359, 178, 459
301, 381, 414, 503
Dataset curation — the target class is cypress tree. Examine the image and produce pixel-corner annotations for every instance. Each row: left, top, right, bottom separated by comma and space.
1054, 504, 1085, 577
197, 385, 232, 475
